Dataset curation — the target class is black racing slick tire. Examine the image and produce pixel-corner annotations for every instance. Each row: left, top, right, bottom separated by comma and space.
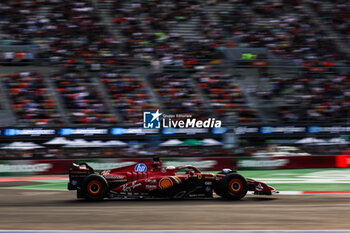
81, 174, 108, 201
217, 173, 248, 200
213, 170, 235, 197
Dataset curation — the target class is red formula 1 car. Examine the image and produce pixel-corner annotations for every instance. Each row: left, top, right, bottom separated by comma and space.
68, 157, 277, 201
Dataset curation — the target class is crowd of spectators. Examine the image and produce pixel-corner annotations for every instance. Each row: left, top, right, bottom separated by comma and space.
197, 6, 227, 44
218, 0, 346, 65
99, 71, 156, 123
195, 72, 260, 123
148, 73, 208, 118
0, 0, 120, 65
256, 71, 350, 123
111, 0, 201, 31
107, 1, 238, 120
2, 71, 62, 125
43, 0, 118, 64
1, 0, 350, 128
308, 0, 350, 42
1, 0, 350, 161
0, 0, 45, 45
53, 69, 116, 124
110, 0, 223, 70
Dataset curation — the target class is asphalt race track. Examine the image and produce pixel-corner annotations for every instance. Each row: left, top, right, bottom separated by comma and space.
0, 182, 350, 230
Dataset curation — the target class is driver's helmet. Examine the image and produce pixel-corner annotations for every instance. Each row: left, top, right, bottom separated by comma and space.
165, 166, 175, 172
150, 157, 162, 171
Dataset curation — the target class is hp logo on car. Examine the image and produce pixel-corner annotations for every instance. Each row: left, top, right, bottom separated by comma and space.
135, 163, 147, 172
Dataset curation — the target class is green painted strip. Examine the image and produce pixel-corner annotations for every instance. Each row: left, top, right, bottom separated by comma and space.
10, 182, 67, 190
30, 179, 68, 184
239, 168, 350, 178
239, 168, 350, 191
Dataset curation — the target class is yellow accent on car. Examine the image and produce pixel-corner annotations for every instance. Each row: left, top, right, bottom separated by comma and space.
174, 176, 182, 183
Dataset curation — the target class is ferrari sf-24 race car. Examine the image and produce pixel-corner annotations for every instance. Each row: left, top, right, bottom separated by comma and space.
68, 157, 277, 201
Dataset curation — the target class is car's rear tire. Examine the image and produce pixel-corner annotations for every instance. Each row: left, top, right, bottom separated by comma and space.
81, 174, 108, 201
216, 173, 248, 200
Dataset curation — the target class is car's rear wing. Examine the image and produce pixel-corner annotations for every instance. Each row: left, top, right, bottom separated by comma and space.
68, 162, 94, 190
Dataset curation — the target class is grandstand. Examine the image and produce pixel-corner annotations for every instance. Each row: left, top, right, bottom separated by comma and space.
0, 0, 349, 154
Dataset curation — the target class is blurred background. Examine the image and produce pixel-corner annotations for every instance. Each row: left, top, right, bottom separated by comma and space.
0, 0, 350, 177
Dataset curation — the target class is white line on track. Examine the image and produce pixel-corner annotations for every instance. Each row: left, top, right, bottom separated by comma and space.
251, 178, 350, 183
276, 191, 303, 195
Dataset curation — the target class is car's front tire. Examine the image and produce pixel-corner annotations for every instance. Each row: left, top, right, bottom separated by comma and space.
216, 173, 248, 200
